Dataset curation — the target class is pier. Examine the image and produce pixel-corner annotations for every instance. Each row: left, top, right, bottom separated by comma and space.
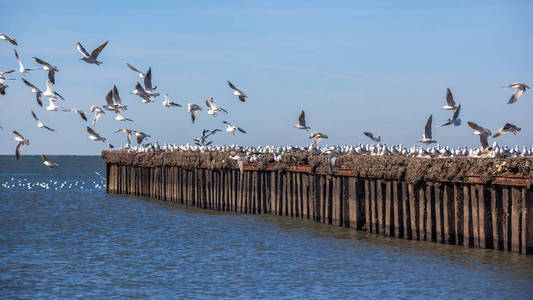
103, 150, 533, 254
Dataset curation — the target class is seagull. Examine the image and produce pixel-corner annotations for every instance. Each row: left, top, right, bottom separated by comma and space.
69, 109, 88, 122
14, 50, 37, 76
227, 81, 247, 102
467, 121, 492, 149
115, 128, 132, 144
0, 33, 17, 46
41, 155, 59, 169
143, 67, 159, 97
293, 110, 310, 131
77, 41, 109, 65
32, 57, 59, 84
417, 115, 437, 144
223, 121, 247, 136
326, 150, 338, 173
442, 88, 458, 110
505, 82, 529, 104
229, 152, 246, 173
131, 82, 153, 103
43, 79, 64, 100
31, 110, 55, 131
0, 81, 8, 96
132, 130, 150, 144
126, 63, 146, 78
440, 104, 461, 127
162, 94, 182, 108
21, 78, 43, 106
87, 126, 106, 143
105, 86, 127, 111
114, 111, 133, 122
0, 70, 15, 77
363, 132, 381, 142
13, 131, 29, 160
46, 98, 59, 111
90, 105, 105, 125
187, 103, 202, 124
309, 131, 328, 149
206, 97, 228, 116
492, 123, 521, 138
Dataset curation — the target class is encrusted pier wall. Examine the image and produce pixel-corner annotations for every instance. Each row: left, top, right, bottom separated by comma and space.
102, 151, 533, 254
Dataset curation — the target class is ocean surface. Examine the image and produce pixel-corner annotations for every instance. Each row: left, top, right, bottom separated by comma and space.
1, 155, 532, 298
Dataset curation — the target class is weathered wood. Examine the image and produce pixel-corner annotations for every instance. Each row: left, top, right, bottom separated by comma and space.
511, 187, 521, 253
426, 183, 435, 242
409, 183, 419, 240
376, 180, 384, 234
365, 180, 371, 232
470, 185, 480, 248
385, 181, 392, 236
464, 185, 473, 247
502, 187, 511, 251
434, 183, 443, 243
332, 176, 341, 225
524, 190, 533, 255
348, 177, 357, 229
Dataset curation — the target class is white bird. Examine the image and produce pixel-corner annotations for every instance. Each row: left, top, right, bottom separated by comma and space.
492, 123, 521, 138
77, 41, 109, 65
363, 132, 381, 142
417, 115, 437, 144
223, 121, 247, 136
162, 94, 182, 108
467, 121, 492, 149
43, 79, 64, 100
46, 98, 59, 112
327, 150, 338, 173
227, 81, 247, 102
143, 67, 159, 97
31, 110, 55, 131
86, 126, 106, 143
90, 105, 105, 125
441, 88, 458, 110
13, 130, 29, 160
206, 97, 227, 116
229, 152, 246, 173
131, 82, 153, 103
14, 50, 37, 75
115, 128, 132, 144
309, 131, 328, 149
440, 104, 461, 127
187, 103, 202, 123
293, 110, 310, 130
41, 155, 59, 169
68, 109, 88, 122
21, 78, 43, 106
505, 82, 529, 104
126, 63, 146, 78
114, 111, 133, 122
105, 86, 127, 111
0, 33, 17, 46
32, 57, 59, 84
132, 131, 150, 144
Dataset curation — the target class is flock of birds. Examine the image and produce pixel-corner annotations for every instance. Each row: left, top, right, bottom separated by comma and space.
0, 32, 531, 172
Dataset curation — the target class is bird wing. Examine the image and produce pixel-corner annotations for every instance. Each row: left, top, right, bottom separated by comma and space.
452, 104, 461, 120
237, 127, 247, 134
227, 80, 238, 91
508, 88, 524, 104
190, 110, 197, 123
13, 130, 24, 140
31, 110, 39, 121
48, 70, 56, 85
363, 132, 374, 139
298, 110, 306, 126
21, 78, 38, 90
80, 111, 88, 121
14, 50, 24, 69
467, 121, 484, 131
480, 135, 488, 149
222, 120, 231, 126
32, 57, 50, 66
126, 63, 142, 73
143, 67, 153, 90
43, 125, 55, 131
205, 99, 211, 109
112, 85, 123, 104
219, 107, 228, 113
76, 42, 90, 58
42, 154, 51, 163
446, 88, 455, 106
134, 82, 145, 93
15, 143, 23, 160
89, 41, 108, 59
237, 160, 244, 173
423, 115, 433, 139
105, 90, 114, 106
312, 137, 322, 149
35, 93, 43, 107
86, 126, 99, 136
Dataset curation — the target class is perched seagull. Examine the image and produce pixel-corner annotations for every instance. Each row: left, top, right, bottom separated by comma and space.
31, 110, 55, 131
143, 67, 159, 96
326, 150, 338, 173
115, 128, 132, 144
187, 103, 202, 124
229, 152, 246, 173
227, 81, 247, 102
77, 41, 109, 65
293, 110, 310, 131
21, 78, 43, 106
114, 111, 133, 122
14, 50, 37, 76
417, 115, 437, 144
86, 126, 106, 143
90, 105, 105, 125
162, 94, 182, 108
309, 131, 328, 149
363, 132, 381, 142
492, 123, 521, 138
440, 104, 462, 127
43, 79, 64, 100
41, 155, 59, 169
132, 130, 150, 144
206, 97, 228, 116
442, 88, 458, 110
467, 121, 492, 149
0, 33, 17, 46
505, 82, 529, 104
69, 109, 88, 122
126, 63, 146, 78
32, 57, 59, 84
223, 121, 247, 136
13, 131, 29, 160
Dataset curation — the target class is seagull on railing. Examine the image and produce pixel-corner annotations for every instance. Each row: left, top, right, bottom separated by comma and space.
77, 41, 108, 65
417, 115, 437, 144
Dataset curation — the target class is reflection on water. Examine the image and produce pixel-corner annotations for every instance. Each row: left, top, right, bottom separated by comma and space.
1, 156, 532, 298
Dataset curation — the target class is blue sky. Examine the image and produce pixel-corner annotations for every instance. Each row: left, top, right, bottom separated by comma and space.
1, 0, 532, 155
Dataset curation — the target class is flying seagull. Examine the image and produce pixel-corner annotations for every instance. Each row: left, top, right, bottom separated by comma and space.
90, 105, 105, 125
229, 152, 246, 173
41, 155, 59, 169
43, 79, 64, 100
67, 109, 88, 122
21, 78, 43, 106
442, 88, 458, 110
162, 94, 182, 108
46, 99, 60, 112
467, 121, 492, 149
0, 70, 15, 77
293, 110, 310, 131
31, 110, 55, 131
126, 63, 146, 78
206, 97, 228, 116
131, 82, 154, 103
223, 121, 247, 136
143, 67, 158, 96
13, 130, 29, 160
132, 130, 150, 144
363, 132, 381, 142
14, 50, 37, 76
440, 104, 461, 127
114, 111, 133, 122
309, 131, 328, 149
0, 33, 17, 46
492, 123, 521, 138
104, 86, 127, 112
77, 41, 109, 65
227, 81, 247, 102
115, 128, 132, 144
32, 57, 59, 84
505, 82, 529, 104
187, 103, 202, 124
417, 115, 437, 144
86, 126, 106, 143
